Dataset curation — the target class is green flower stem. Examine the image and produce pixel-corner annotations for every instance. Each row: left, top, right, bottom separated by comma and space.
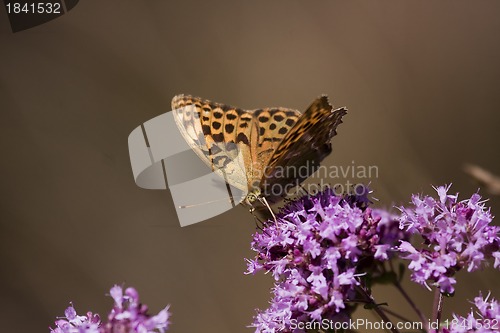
356, 285, 400, 333
431, 288, 444, 333
389, 261, 428, 328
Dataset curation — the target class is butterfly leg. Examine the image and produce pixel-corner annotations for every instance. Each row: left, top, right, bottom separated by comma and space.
241, 199, 255, 214
240, 200, 269, 229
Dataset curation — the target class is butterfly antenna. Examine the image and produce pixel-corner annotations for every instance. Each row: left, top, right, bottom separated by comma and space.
258, 197, 277, 222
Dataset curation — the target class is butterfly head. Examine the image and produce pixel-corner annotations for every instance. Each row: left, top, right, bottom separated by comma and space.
245, 189, 261, 205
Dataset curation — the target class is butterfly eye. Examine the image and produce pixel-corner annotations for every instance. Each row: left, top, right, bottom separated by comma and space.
247, 193, 258, 203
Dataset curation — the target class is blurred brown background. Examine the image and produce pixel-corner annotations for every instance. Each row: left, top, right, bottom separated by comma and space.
1, 1, 500, 332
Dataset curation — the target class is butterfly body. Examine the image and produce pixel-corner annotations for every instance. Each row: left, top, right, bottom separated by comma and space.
171, 94, 347, 205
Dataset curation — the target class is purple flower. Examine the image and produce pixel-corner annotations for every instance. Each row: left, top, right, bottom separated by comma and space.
397, 185, 500, 294
444, 293, 500, 333
246, 186, 408, 332
50, 285, 170, 333
50, 305, 100, 333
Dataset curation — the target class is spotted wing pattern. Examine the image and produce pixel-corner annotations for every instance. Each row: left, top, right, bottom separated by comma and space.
171, 95, 301, 192
261, 95, 347, 202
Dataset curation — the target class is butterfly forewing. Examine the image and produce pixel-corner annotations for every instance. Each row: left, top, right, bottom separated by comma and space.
172, 95, 251, 191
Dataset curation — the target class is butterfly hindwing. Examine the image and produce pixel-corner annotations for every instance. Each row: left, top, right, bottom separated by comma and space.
261, 95, 347, 202
249, 108, 301, 190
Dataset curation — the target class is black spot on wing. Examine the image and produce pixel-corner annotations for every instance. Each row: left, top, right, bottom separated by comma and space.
236, 133, 249, 145
212, 133, 224, 142
263, 137, 282, 142
202, 125, 211, 135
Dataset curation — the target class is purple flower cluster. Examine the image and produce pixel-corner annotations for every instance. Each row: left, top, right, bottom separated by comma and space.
50, 306, 100, 333
397, 185, 500, 294
444, 293, 500, 333
50, 285, 170, 333
246, 187, 407, 333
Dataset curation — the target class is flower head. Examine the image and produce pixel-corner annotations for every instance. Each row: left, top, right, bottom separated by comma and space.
444, 292, 500, 333
397, 185, 500, 294
247, 186, 407, 332
50, 305, 100, 333
50, 285, 170, 333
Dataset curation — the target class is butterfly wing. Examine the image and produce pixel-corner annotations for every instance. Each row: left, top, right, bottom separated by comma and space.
247, 107, 301, 191
171, 95, 304, 196
260, 95, 347, 202
171, 95, 250, 191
